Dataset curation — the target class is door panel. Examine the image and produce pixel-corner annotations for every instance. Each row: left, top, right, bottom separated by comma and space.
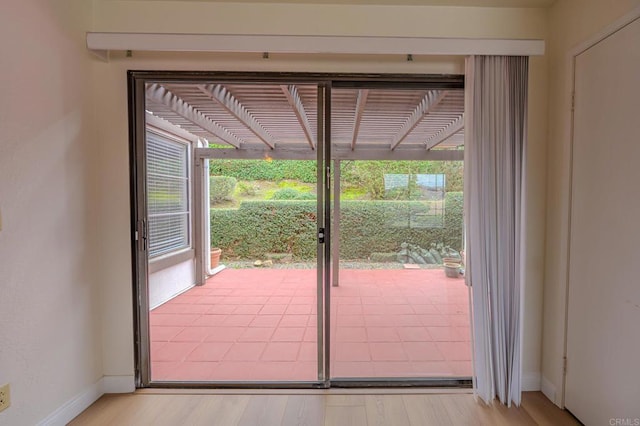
144, 82, 326, 384
566, 16, 640, 423
328, 87, 470, 382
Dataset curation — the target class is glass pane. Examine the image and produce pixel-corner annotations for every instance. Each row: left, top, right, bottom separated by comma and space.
147, 82, 321, 383
330, 86, 470, 381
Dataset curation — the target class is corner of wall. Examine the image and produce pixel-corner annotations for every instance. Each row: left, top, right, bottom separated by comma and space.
540, 375, 558, 406
522, 372, 542, 392
36, 375, 135, 425
102, 375, 136, 394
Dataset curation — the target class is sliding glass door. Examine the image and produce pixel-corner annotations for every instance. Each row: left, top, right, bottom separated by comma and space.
328, 87, 470, 383
132, 73, 468, 387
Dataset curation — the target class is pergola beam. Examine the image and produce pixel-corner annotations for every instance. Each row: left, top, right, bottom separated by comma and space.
351, 89, 369, 150
195, 146, 464, 161
146, 84, 243, 148
390, 90, 447, 150
281, 85, 316, 150
425, 114, 464, 150
198, 84, 276, 149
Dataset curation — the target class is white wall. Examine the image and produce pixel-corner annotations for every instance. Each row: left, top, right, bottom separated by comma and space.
149, 259, 195, 309
92, 1, 547, 38
0, 1, 102, 424
542, 0, 640, 406
93, 0, 549, 390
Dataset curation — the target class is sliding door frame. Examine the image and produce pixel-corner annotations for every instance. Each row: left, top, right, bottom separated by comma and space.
129, 75, 151, 387
129, 71, 469, 389
320, 82, 332, 384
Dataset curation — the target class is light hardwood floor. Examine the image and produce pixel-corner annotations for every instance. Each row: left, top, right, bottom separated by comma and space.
69, 390, 580, 426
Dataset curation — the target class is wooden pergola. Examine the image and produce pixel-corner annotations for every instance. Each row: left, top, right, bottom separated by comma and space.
145, 81, 464, 161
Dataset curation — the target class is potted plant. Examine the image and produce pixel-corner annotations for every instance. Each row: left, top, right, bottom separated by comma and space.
210, 247, 222, 268
444, 262, 461, 278
442, 248, 463, 278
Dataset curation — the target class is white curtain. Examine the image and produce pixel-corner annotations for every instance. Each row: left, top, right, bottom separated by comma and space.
464, 55, 528, 407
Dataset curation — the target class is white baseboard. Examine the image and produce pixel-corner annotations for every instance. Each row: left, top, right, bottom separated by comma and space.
541, 375, 557, 405
103, 375, 136, 394
37, 379, 103, 426
522, 372, 541, 391
37, 375, 135, 426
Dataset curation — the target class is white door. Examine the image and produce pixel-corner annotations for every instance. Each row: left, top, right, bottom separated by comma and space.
565, 16, 640, 425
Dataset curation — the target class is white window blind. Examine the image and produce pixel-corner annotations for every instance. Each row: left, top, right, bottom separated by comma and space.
146, 131, 190, 258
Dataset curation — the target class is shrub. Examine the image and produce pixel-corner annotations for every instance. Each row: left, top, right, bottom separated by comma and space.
341, 186, 367, 200
210, 192, 463, 260
441, 192, 463, 249
270, 188, 316, 200
236, 181, 258, 196
210, 176, 237, 203
209, 159, 317, 183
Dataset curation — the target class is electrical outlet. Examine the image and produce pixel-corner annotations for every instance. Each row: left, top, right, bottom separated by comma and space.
0, 383, 10, 412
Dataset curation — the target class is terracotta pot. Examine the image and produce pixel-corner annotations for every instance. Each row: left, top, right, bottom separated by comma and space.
210, 248, 222, 268
444, 262, 461, 278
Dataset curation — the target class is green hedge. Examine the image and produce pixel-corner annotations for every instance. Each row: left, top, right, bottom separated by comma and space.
338, 194, 463, 259
209, 159, 463, 192
210, 159, 317, 183
211, 192, 463, 261
211, 201, 318, 260
270, 188, 316, 200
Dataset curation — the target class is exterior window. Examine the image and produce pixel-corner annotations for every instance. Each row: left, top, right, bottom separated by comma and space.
384, 173, 446, 228
146, 131, 190, 258
415, 173, 446, 227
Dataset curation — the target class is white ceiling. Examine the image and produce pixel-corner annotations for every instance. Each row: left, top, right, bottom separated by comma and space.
108, 0, 555, 8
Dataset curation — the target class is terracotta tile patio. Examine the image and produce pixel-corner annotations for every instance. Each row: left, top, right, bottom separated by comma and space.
150, 268, 472, 382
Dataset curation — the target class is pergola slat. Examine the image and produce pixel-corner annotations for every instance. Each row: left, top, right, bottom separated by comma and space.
351, 89, 369, 150
198, 84, 276, 149
146, 84, 243, 148
281, 85, 316, 150
425, 114, 464, 150
390, 90, 447, 150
